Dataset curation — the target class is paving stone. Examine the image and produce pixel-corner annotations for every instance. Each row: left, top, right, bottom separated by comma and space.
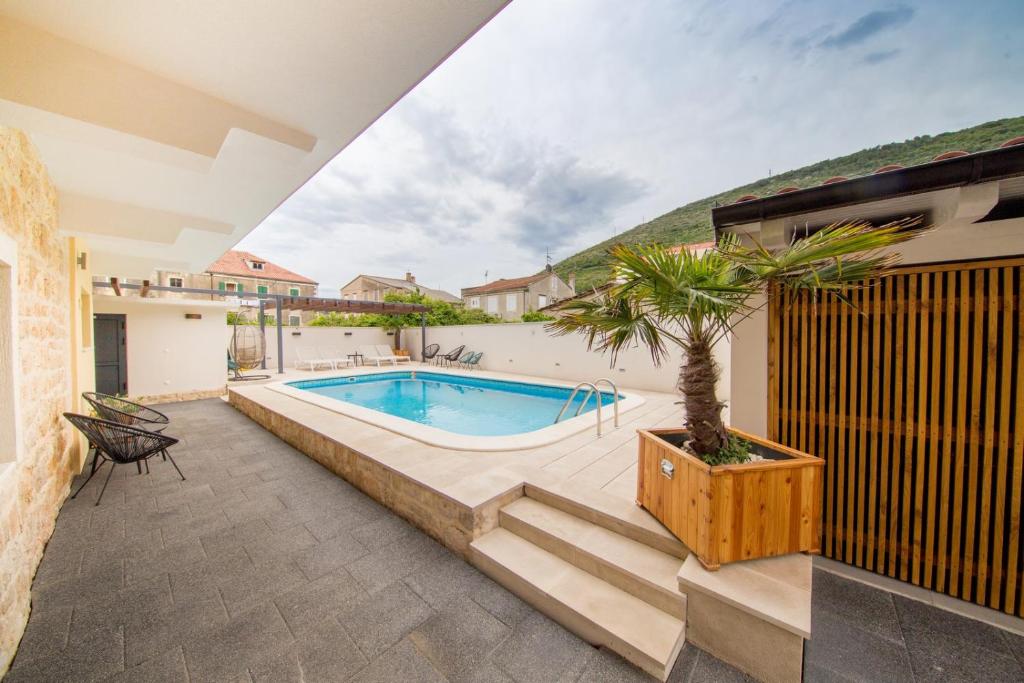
303, 508, 372, 542
7, 611, 124, 683
124, 586, 228, 667
801, 662, 856, 683
217, 558, 308, 618
579, 647, 654, 682
8, 605, 72, 666
124, 537, 206, 585
243, 524, 318, 566
489, 611, 594, 683
198, 517, 272, 556
337, 582, 434, 658
409, 595, 513, 679
812, 570, 903, 644
349, 514, 416, 551
293, 530, 368, 580
104, 645, 189, 683
403, 550, 490, 609
223, 493, 288, 524
805, 606, 913, 682
902, 621, 1024, 681
665, 642, 702, 682
181, 602, 293, 681
253, 619, 368, 682
688, 649, 757, 682
274, 567, 366, 635
1002, 629, 1024, 667
348, 638, 447, 683
346, 533, 448, 593
893, 594, 1016, 656
468, 577, 533, 629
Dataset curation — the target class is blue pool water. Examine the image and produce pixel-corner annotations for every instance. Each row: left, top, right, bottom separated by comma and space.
288, 371, 618, 436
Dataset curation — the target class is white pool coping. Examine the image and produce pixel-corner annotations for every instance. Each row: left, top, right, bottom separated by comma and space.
264, 366, 646, 452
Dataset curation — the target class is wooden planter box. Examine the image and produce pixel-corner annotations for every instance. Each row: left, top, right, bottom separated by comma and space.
636, 427, 823, 570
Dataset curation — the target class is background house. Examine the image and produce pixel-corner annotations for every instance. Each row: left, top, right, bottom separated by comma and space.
157, 250, 319, 325
462, 266, 575, 320
339, 272, 460, 303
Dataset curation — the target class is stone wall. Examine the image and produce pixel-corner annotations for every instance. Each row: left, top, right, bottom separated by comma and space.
0, 127, 74, 674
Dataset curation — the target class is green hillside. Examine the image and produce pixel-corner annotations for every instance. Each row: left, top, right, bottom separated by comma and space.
555, 116, 1024, 291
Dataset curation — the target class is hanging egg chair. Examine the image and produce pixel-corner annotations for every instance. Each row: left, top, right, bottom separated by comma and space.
228, 308, 270, 381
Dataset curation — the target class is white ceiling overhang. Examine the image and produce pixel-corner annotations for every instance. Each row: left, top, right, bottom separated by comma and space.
0, 0, 508, 277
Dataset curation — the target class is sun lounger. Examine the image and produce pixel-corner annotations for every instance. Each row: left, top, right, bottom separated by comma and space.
295, 347, 333, 370
319, 347, 354, 370
376, 345, 410, 363
357, 345, 398, 366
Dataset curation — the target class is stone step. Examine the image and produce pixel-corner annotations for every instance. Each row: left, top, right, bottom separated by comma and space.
500, 497, 686, 618
470, 528, 686, 681
524, 481, 688, 559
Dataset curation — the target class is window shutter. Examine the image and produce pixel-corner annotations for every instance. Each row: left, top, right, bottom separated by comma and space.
238, 283, 244, 293
258, 285, 268, 294
218, 282, 225, 291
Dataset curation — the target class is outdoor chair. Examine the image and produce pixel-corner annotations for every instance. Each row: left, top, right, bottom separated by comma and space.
422, 344, 440, 364
83, 392, 170, 472
462, 352, 483, 370
63, 413, 183, 506
456, 351, 474, 367
318, 347, 354, 370
295, 347, 332, 371
357, 345, 398, 366
436, 345, 465, 367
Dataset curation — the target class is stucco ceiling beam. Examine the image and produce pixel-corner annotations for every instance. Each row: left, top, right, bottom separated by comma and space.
0, 16, 317, 158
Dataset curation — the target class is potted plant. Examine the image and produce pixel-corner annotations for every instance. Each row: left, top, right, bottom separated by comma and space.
548, 220, 922, 569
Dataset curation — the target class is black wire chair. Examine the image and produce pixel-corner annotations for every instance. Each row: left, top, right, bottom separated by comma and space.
82, 392, 171, 472
64, 413, 183, 505
436, 345, 465, 367
422, 343, 440, 364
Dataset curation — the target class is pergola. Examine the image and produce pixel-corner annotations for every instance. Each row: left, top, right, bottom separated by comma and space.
94, 279, 430, 374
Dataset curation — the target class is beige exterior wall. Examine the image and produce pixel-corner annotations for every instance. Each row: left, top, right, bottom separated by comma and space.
267, 326, 392, 369
0, 127, 79, 675
340, 275, 404, 302
464, 272, 576, 321
92, 296, 231, 403
406, 322, 731, 398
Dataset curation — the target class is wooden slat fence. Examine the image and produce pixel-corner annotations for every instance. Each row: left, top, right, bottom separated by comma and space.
768, 257, 1024, 615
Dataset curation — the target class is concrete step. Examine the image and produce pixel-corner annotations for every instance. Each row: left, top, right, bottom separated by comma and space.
524, 481, 688, 559
470, 528, 686, 681
500, 497, 686, 618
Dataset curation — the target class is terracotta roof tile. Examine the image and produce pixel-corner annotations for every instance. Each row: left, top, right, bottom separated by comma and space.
205, 250, 317, 285
462, 272, 549, 295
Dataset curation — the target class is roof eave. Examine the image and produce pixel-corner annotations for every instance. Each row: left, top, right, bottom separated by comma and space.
712, 144, 1024, 236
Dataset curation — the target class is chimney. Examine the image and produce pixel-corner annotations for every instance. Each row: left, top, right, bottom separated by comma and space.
405, 271, 415, 283
545, 264, 553, 273
568, 272, 576, 293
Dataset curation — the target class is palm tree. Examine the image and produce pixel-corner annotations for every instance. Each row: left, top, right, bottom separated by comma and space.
547, 219, 923, 462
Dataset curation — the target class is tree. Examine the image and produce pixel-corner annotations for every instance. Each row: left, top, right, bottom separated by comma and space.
547, 220, 924, 462
521, 310, 555, 322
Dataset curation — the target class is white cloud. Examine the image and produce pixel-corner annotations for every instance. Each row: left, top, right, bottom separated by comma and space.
241, 0, 1024, 297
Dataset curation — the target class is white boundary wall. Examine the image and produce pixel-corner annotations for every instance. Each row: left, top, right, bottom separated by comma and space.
406, 322, 731, 398
265, 326, 391, 369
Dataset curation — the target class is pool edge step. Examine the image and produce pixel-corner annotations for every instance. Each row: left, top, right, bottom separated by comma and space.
470, 528, 686, 681
524, 481, 688, 559
500, 497, 686, 619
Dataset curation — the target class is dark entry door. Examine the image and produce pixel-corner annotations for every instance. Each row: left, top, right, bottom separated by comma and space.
94, 313, 127, 395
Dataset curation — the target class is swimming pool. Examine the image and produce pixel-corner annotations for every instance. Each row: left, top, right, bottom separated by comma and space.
268, 369, 643, 450
288, 371, 617, 435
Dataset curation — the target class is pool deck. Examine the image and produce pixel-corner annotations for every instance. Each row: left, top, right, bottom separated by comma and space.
228, 363, 684, 553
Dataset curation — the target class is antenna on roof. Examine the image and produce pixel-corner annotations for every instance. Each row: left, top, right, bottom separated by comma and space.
545, 248, 552, 267
484, 269, 489, 283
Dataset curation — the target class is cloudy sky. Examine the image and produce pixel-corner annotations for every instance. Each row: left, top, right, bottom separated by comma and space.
239, 0, 1024, 298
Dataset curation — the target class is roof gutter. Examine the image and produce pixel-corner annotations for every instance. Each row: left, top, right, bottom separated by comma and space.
711, 144, 1024, 237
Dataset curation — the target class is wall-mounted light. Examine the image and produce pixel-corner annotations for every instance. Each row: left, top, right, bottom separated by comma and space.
344, 332, 353, 336
76, 252, 88, 270
184, 313, 202, 320
291, 331, 301, 336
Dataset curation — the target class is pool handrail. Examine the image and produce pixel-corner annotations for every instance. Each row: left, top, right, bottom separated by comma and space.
554, 381, 604, 437
593, 378, 620, 428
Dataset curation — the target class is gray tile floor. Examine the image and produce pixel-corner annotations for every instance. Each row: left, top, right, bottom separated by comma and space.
5, 398, 1023, 682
